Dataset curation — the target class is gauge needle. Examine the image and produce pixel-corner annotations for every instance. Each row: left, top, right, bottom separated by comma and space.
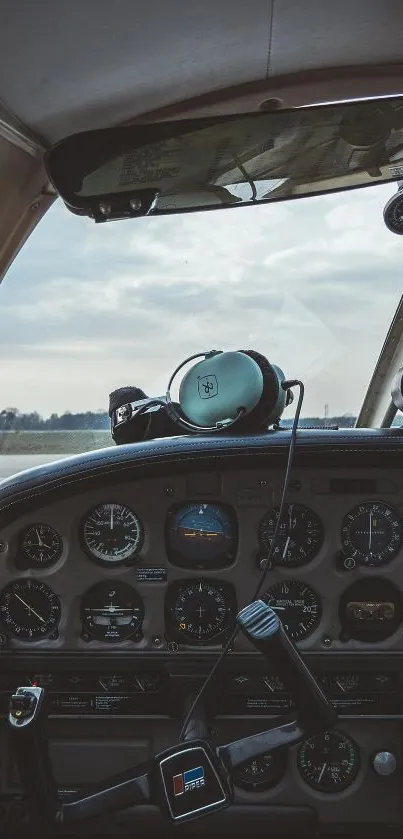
36, 528, 43, 546
134, 675, 145, 692
110, 506, 114, 531
369, 512, 372, 551
336, 679, 346, 693
318, 762, 327, 783
14, 593, 45, 623
271, 605, 286, 611
282, 536, 290, 558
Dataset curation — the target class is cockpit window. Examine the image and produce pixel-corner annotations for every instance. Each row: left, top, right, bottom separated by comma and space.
0, 182, 401, 456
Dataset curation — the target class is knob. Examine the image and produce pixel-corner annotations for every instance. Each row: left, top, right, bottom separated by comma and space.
372, 751, 397, 776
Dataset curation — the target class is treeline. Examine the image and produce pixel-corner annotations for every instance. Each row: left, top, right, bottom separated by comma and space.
0, 408, 357, 431
0, 409, 110, 431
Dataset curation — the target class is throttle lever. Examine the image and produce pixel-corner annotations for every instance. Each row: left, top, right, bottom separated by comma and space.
218, 601, 336, 773
237, 600, 336, 731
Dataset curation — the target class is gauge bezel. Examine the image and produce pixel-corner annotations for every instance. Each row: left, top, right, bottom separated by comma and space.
165, 501, 238, 570
297, 730, 360, 793
164, 578, 237, 645
258, 503, 324, 569
340, 500, 403, 567
262, 580, 322, 642
80, 580, 145, 643
233, 748, 287, 791
0, 579, 61, 642
16, 523, 63, 570
80, 502, 144, 567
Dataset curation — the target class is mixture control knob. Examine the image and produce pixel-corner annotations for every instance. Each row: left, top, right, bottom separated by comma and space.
372, 751, 397, 776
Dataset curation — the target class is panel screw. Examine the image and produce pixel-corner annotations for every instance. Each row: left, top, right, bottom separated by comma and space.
81, 632, 90, 642
0, 634, 7, 646
343, 556, 356, 570
259, 480, 268, 487
322, 637, 332, 648
165, 487, 175, 496
167, 641, 178, 653
0, 541, 7, 553
153, 636, 163, 647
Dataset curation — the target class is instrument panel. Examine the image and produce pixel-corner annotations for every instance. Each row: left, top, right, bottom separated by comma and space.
1, 468, 403, 653
1, 453, 403, 832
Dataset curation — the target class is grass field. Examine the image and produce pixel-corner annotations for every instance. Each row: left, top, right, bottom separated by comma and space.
0, 430, 112, 455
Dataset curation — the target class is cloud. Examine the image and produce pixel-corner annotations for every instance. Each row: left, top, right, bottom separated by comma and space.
0, 182, 401, 417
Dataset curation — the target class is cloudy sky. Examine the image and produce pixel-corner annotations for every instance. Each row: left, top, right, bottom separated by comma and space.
0, 181, 402, 419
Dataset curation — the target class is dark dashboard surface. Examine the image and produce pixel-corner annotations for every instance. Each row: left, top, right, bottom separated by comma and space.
1, 429, 403, 835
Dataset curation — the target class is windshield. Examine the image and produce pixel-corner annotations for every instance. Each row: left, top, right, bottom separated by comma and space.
0, 182, 401, 466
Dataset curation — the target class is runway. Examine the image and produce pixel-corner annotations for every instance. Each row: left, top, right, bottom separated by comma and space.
0, 455, 62, 480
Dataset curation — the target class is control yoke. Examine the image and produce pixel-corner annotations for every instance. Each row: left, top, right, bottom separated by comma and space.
8, 601, 336, 829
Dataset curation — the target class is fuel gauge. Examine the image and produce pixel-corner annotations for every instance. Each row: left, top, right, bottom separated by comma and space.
320, 673, 360, 694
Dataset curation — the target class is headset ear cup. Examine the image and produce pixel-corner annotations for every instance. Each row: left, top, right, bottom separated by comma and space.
230, 350, 280, 432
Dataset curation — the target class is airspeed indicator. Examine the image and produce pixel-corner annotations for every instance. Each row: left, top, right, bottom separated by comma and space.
82, 503, 144, 565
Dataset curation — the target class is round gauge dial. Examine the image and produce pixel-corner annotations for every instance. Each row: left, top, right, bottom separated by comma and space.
82, 503, 143, 565
298, 730, 359, 793
233, 749, 287, 791
341, 501, 403, 567
0, 579, 61, 641
339, 577, 403, 642
384, 192, 403, 234
262, 580, 321, 641
166, 579, 236, 642
258, 504, 323, 568
167, 503, 237, 568
81, 581, 144, 643
19, 523, 63, 568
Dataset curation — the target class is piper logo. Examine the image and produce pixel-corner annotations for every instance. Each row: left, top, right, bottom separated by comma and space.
172, 766, 205, 796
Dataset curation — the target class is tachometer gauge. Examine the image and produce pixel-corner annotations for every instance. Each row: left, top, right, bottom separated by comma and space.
297, 731, 359, 792
165, 579, 236, 643
233, 749, 287, 791
167, 503, 237, 568
262, 580, 321, 641
81, 581, 144, 643
0, 579, 61, 641
82, 503, 143, 565
18, 523, 63, 568
258, 504, 323, 568
341, 501, 403, 567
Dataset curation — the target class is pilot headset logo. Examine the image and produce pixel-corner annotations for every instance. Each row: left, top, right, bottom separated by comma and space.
197, 374, 218, 399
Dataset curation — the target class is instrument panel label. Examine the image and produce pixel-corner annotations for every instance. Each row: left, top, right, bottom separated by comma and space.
136, 566, 167, 582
